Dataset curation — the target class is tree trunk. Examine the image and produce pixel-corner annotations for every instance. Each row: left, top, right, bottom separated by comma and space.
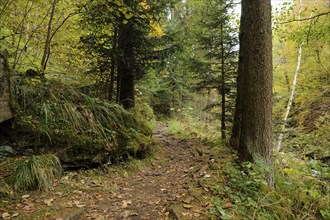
109, 28, 118, 102
117, 24, 135, 109
119, 67, 135, 109
40, 0, 57, 74
236, 0, 273, 166
116, 72, 121, 104
229, 38, 244, 150
220, 23, 226, 139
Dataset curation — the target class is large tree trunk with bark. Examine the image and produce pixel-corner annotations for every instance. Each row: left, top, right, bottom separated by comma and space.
117, 23, 135, 109
232, 0, 273, 166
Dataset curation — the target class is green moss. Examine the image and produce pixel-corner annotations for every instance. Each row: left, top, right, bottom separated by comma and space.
11, 79, 154, 164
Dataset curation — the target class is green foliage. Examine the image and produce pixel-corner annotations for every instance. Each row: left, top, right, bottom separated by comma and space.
0, 0, 86, 77
274, 153, 330, 219
280, 112, 330, 161
210, 157, 330, 219
4, 154, 62, 192
273, 0, 329, 162
167, 119, 190, 138
79, 0, 173, 101
210, 161, 285, 220
160, 0, 239, 136
165, 102, 222, 142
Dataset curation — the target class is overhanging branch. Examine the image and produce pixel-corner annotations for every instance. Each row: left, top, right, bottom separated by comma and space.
275, 11, 330, 24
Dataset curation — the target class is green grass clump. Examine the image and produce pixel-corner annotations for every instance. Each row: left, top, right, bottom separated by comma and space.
0, 180, 13, 198
6, 154, 62, 191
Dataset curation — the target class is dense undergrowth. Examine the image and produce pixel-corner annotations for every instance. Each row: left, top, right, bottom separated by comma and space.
166, 110, 330, 220
210, 158, 330, 219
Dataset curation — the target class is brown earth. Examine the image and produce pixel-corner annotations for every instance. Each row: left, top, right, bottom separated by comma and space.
0, 125, 230, 220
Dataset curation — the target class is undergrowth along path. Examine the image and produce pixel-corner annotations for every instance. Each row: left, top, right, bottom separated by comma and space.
1, 124, 228, 220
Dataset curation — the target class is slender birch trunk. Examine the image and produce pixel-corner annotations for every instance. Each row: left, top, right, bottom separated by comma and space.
276, 0, 319, 152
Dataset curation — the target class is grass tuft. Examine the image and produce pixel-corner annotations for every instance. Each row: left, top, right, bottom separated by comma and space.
6, 154, 62, 192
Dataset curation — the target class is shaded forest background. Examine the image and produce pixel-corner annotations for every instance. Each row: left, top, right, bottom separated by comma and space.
0, 0, 329, 219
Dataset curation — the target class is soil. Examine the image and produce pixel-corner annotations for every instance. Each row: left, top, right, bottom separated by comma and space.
0, 124, 230, 220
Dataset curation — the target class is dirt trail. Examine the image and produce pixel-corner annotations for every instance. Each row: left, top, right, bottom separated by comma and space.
1, 125, 224, 220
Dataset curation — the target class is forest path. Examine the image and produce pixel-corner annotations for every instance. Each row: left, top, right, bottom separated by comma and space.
1, 124, 228, 220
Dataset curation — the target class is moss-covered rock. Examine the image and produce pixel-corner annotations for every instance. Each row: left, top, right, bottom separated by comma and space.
9, 79, 154, 168
0, 51, 13, 123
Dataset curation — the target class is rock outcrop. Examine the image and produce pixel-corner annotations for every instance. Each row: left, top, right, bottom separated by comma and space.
0, 51, 13, 123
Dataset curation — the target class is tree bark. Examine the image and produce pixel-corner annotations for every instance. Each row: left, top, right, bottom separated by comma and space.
109, 28, 118, 102
229, 34, 244, 150
117, 23, 135, 109
40, 0, 57, 74
220, 22, 226, 139
235, 0, 273, 167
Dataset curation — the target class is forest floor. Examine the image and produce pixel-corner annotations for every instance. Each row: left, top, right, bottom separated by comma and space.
0, 123, 231, 220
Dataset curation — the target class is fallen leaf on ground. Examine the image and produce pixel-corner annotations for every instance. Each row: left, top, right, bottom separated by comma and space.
183, 204, 193, 209
73, 190, 83, 194
198, 165, 208, 176
21, 195, 30, 199
74, 200, 86, 208
193, 212, 201, 217
184, 167, 194, 173
221, 202, 233, 209
183, 197, 193, 204
122, 200, 132, 208
11, 213, 19, 218
2, 212, 10, 220
22, 203, 35, 213
182, 212, 192, 217
64, 201, 73, 208
44, 198, 54, 206
55, 192, 63, 196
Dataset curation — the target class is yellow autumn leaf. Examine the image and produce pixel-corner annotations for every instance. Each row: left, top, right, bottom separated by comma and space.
124, 13, 134, 20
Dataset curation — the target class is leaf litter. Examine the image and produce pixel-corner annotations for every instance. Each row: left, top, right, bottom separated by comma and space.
0, 126, 231, 219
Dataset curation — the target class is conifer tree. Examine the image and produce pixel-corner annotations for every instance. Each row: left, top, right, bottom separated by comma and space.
231, 0, 273, 181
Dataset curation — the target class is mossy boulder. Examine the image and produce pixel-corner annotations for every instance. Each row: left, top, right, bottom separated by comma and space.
9, 79, 154, 168
0, 51, 13, 123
